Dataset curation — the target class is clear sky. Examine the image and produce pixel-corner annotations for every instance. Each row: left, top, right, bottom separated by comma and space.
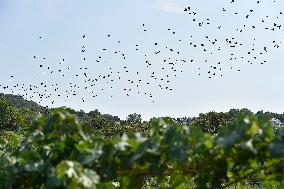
0, 0, 284, 120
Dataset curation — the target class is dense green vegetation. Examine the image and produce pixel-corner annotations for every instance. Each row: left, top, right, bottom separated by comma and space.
0, 93, 283, 188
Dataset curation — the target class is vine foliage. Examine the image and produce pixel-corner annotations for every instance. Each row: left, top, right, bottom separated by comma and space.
0, 111, 283, 188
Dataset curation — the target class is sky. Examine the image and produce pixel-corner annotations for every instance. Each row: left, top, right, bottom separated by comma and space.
0, 0, 284, 120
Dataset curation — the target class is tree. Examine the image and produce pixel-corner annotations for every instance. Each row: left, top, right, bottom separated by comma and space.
76, 109, 86, 120
176, 116, 191, 125
228, 108, 253, 118
192, 111, 232, 134
87, 109, 101, 117
126, 113, 142, 125
0, 98, 23, 131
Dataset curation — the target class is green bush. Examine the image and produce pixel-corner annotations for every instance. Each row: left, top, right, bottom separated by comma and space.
0, 111, 283, 188
0, 98, 24, 132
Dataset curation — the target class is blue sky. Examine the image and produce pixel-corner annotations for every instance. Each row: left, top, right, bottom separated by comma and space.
0, 0, 284, 120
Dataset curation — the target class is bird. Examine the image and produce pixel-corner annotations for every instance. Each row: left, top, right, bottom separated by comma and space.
2, 0, 283, 108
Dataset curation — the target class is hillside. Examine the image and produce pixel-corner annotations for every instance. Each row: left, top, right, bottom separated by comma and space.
0, 93, 47, 113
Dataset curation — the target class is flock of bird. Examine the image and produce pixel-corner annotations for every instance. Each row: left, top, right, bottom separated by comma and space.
1, 0, 283, 107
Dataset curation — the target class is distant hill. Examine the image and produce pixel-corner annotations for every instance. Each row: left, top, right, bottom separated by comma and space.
0, 93, 47, 113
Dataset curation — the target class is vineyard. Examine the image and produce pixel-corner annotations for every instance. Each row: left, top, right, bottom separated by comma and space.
1, 0, 284, 188
0, 96, 283, 188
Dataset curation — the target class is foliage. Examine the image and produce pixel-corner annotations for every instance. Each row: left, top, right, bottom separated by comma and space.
0, 93, 47, 113
93, 122, 150, 138
0, 110, 283, 188
0, 97, 24, 131
191, 111, 232, 134
256, 110, 284, 123
0, 130, 22, 170
126, 113, 142, 125
227, 108, 254, 118
0, 94, 283, 188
